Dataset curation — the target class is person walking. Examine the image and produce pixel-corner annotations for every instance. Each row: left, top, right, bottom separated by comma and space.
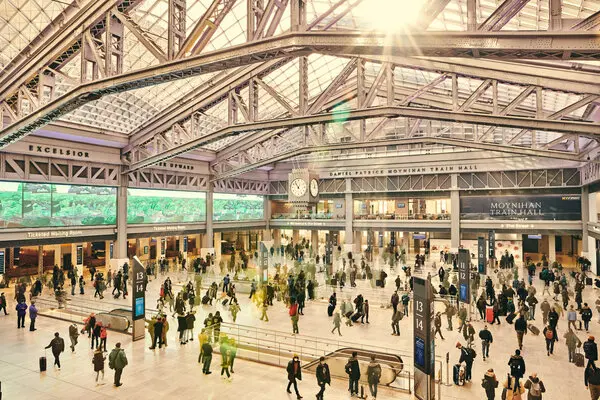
434, 312, 445, 340
585, 362, 600, 399
391, 308, 402, 336
543, 325, 556, 356
200, 340, 213, 374
481, 368, 499, 400
584, 336, 598, 369
361, 299, 370, 324
390, 291, 399, 314
331, 311, 342, 336
401, 292, 410, 316
79, 275, 85, 295
69, 323, 79, 352
526, 292, 538, 321
524, 372, 545, 400
44, 332, 65, 369
503, 375, 525, 400
315, 356, 330, 400
479, 325, 494, 361
260, 302, 269, 322
91, 321, 101, 349
540, 299, 551, 325
567, 305, 578, 331
446, 303, 456, 330
508, 349, 526, 389
0, 292, 8, 315
108, 342, 128, 387
220, 347, 232, 380
290, 301, 300, 335
345, 351, 361, 396
92, 347, 106, 384
16, 300, 27, 329
564, 328, 582, 363
582, 302, 593, 332
28, 301, 38, 331
286, 355, 303, 399
515, 313, 527, 350
367, 354, 382, 399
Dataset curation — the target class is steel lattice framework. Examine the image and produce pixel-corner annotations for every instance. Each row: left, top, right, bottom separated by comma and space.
0, 0, 600, 181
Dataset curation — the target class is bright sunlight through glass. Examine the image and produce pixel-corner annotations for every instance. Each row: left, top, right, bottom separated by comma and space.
356, 0, 425, 31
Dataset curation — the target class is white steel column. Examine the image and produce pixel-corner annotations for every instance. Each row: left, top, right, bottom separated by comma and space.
450, 174, 460, 252
53, 245, 61, 267
344, 178, 353, 252
202, 187, 214, 257
548, 235, 556, 261
115, 183, 128, 259
585, 188, 598, 272
213, 232, 222, 260
273, 229, 281, 247
263, 196, 272, 241
311, 230, 319, 250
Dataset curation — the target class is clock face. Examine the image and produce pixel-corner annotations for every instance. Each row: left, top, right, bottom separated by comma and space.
290, 178, 307, 197
310, 179, 319, 197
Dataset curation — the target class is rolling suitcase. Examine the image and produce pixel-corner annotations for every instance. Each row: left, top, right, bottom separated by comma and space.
453, 364, 463, 386
201, 295, 210, 305
527, 324, 540, 336
486, 306, 494, 323
375, 279, 383, 287
587, 277, 593, 286
574, 351, 585, 367
330, 278, 337, 286
222, 298, 229, 306
506, 312, 516, 324
351, 312, 362, 323
39, 355, 47, 372
327, 303, 335, 317
345, 311, 353, 319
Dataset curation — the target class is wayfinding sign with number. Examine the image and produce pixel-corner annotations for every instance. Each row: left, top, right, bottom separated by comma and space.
131, 256, 146, 341
413, 276, 435, 400
458, 248, 470, 304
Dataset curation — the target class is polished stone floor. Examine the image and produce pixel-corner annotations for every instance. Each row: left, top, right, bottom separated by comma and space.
0, 254, 594, 399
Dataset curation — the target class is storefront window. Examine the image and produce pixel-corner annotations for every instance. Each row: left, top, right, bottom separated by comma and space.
270, 199, 344, 219
353, 198, 450, 220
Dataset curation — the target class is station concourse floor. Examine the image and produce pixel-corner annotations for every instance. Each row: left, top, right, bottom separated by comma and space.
0, 256, 595, 400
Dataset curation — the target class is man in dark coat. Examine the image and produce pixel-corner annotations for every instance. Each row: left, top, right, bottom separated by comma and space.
286, 355, 302, 399
316, 356, 331, 400
44, 332, 65, 369
345, 351, 361, 396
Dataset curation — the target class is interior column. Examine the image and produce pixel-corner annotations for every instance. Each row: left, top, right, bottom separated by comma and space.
201, 187, 214, 257
115, 182, 128, 260
450, 174, 460, 253
344, 178, 353, 253
548, 235, 556, 262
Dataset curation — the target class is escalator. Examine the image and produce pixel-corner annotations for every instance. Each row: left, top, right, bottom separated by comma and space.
303, 348, 403, 387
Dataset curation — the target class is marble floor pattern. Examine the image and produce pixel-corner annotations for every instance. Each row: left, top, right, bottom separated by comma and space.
0, 256, 595, 399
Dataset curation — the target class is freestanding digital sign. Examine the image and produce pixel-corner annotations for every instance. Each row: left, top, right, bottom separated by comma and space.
131, 256, 146, 341
458, 248, 471, 304
488, 230, 495, 259
477, 237, 486, 275
413, 276, 435, 400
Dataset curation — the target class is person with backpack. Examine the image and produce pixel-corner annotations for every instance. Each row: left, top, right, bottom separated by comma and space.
367, 354, 382, 399
564, 328, 582, 363
286, 355, 302, 399
481, 368, 498, 400
69, 323, 79, 352
401, 292, 410, 316
508, 349, 526, 389
108, 342, 127, 387
543, 325, 556, 356
391, 308, 403, 336
457, 342, 474, 382
345, 351, 361, 396
479, 325, 494, 361
524, 373, 546, 400
44, 332, 65, 369
581, 303, 593, 332
584, 336, 598, 369
503, 374, 525, 400
315, 356, 330, 400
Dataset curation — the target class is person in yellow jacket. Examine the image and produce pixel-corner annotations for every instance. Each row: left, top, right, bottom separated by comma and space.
503, 375, 525, 400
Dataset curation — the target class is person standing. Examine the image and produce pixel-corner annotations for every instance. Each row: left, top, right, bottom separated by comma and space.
361, 300, 370, 324
0, 292, 8, 315
446, 303, 456, 330
28, 301, 38, 331
391, 308, 402, 336
540, 299, 551, 325
108, 342, 128, 387
479, 325, 493, 361
581, 302, 593, 332
100, 324, 108, 352
401, 292, 410, 316
543, 325, 556, 356
331, 311, 342, 336
92, 347, 106, 384
44, 332, 65, 369
367, 355, 382, 399
286, 355, 303, 399
16, 300, 27, 329
91, 321, 101, 349
481, 368, 498, 400
290, 301, 300, 335
149, 317, 164, 349
79, 275, 85, 295
567, 305, 578, 331
212, 311, 223, 343
345, 351, 361, 396
69, 323, 79, 352
457, 342, 474, 382
524, 372, 545, 400
390, 291, 399, 314
315, 356, 330, 400
564, 328, 582, 363
70, 273, 76, 296
260, 302, 269, 322
515, 313, 527, 350
200, 340, 213, 374
526, 292, 538, 321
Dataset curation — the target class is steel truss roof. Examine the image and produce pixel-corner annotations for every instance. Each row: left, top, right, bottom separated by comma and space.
0, 0, 599, 177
